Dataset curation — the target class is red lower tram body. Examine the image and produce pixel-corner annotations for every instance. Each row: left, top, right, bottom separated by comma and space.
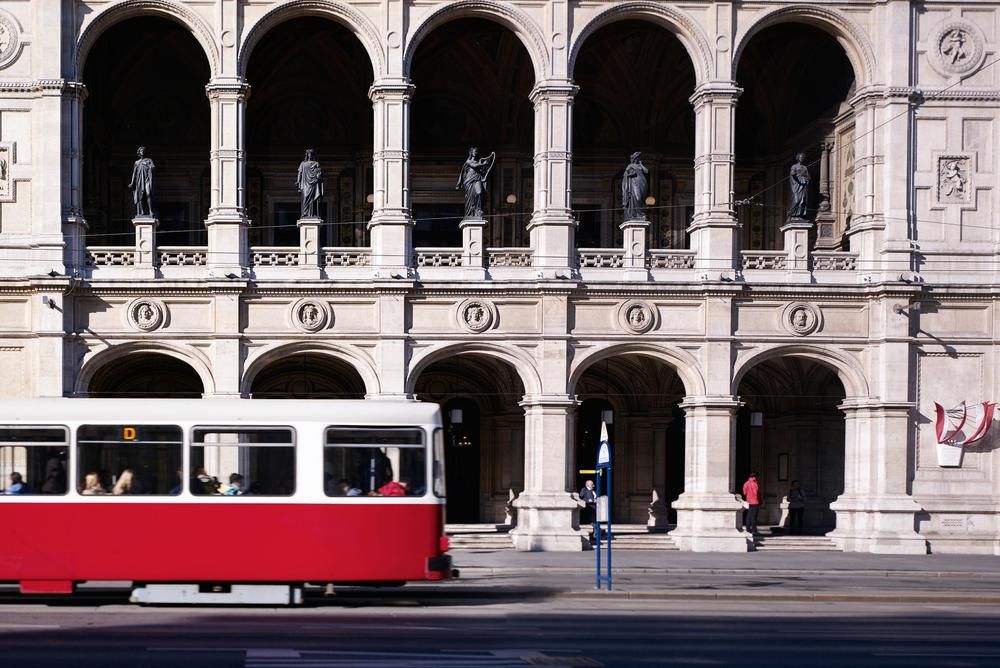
1, 503, 451, 594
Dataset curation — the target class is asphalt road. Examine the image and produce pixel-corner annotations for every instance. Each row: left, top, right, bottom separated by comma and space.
1, 596, 1000, 667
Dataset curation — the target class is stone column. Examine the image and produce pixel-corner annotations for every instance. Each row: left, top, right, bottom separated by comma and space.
61, 81, 88, 275
829, 400, 927, 553
688, 83, 741, 277
205, 80, 250, 276
843, 89, 885, 279
814, 141, 838, 249
781, 218, 812, 279
369, 80, 414, 279
671, 396, 750, 552
620, 219, 650, 281
298, 217, 321, 276
527, 81, 577, 279
510, 396, 584, 551
460, 218, 487, 279
133, 216, 159, 277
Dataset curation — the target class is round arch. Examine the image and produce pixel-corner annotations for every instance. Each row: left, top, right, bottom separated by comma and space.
732, 345, 870, 399
241, 342, 380, 397
76, 341, 216, 396
403, 0, 549, 82
406, 342, 542, 397
568, 343, 707, 398
568, 1, 714, 84
732, 5, 877, 86
75, 0, 220, 80
238, 0, 384, 80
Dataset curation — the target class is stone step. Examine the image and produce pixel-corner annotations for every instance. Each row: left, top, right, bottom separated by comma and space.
754, 535, 840, 552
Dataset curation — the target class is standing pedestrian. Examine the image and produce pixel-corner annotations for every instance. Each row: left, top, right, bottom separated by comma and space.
787, 480, 806, 534
742, 471, 761, 534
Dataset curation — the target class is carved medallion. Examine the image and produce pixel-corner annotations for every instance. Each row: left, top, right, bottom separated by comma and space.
457, 299, 496, 334
937, 154, 973, 204
127, 298, 166, 332
0, 10, 20, 70
929, 20, 986, 77
0, 142, 11, 202
782, 302, 822, 336
291, 298, 330, 333
617, 299, 657, 335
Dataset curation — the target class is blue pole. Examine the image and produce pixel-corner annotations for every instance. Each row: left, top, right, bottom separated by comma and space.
607, 461, 612, 590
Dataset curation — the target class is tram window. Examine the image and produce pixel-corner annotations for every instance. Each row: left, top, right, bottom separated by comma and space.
432, 428, 445, 498
77, 425, 182, 496
0, 427, 69, 496
190, 428, 295, 496
324, 427, 426, 497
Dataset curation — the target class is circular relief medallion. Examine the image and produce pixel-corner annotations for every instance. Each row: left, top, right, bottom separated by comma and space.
929, 20, 986, 77
291, 299, 330, 333
617, 299, 657, 335
782, 302, 822, 336
457, 299, 496, 334
0, 10, 21, 70
127, 298, 166, 332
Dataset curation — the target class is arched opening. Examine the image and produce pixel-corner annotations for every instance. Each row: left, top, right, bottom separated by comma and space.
245, 17, 375, 248
735, 356, 846, 534
734, 23, 856, 251
409, 18, 535, 248
572, 20, 696, 249
87, 353, 205, 397
249, 353, 366, 398
82, 17, 211, 246
573, 354, 686, 526
413, 354, 526, 524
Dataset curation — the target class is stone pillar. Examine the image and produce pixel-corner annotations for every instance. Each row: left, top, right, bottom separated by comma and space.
369, 80, 414, 279
460, 218, 487, 278
620, 219, 649, 281
298, 217, 321, 276
648, 416, 671, 528
781, 218, 812, 279
510, 396, 584, 551
133, 216, 159, 277
688, 83, 741, 277
205, 80, 250, 276
829, 400, 927, 554
815, 142, 838, 249
671, 396, 750, 552
527, 81, 577, 279
843, 89, 885, 279
61, 81, 88, 275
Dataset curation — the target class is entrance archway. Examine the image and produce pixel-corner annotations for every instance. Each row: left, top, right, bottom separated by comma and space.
248, 353, 366, 398
573, 353, 686, 525
413, 353, 526, 524
87, 353, 205, 397
735, 356, 846, 532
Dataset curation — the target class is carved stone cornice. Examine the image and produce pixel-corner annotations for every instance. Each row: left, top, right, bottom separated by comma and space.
369, 80, 414, 102
689, 82, 742, 107
529, 80, 578, 105
205, 80, 250, 100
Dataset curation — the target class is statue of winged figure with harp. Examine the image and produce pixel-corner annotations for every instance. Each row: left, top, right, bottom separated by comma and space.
456, 147, 496, 219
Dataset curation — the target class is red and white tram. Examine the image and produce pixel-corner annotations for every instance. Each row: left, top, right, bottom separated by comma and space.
0, 399, 451, 603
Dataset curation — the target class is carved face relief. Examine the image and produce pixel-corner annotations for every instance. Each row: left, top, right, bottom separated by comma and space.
930, 20, 986, 77
783, 302, 821, 336
127, 298, 165, 332
292, 299, 329, 333
457, 299, 495, 333
618, 300, 657, 335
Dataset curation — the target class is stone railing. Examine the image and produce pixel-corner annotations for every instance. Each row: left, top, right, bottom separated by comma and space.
415, 248, 463, 267
86, 246, 135, 267
578, 249, 625, 268
487, 248, 533, 267
812, 251, 858, 271
159, 246, 208, 266
321, 247, 371, 267
251, 247, 300, 267
647, 249, 696, 269
741, 250, 787, 271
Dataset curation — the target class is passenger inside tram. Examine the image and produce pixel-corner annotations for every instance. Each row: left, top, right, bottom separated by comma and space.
3, 472, 31, 495
80, 471, 107, 495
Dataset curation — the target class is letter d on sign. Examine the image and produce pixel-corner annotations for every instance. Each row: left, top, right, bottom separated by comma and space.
123, 427, 136, 441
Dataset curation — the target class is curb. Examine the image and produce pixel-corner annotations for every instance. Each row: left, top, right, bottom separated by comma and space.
455, 566, 1000, 578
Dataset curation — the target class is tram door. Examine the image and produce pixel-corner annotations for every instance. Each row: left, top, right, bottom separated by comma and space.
442, 399, 480, 523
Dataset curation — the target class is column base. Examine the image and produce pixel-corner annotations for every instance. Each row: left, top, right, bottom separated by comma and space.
509, 491, 584, 551
829, 494, 928, 554
671, 492, 752, 552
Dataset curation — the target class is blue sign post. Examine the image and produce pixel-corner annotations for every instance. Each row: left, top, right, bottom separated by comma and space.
594, 421, 612, 590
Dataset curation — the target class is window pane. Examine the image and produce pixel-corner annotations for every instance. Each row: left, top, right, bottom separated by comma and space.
0, 427, 68, 445
324, 445, 426, 497
190, 428, 295, 496
326, 428, 424, 447
77, 425, 182, 496
0, 427, 69, 496
433, 428, 446, 498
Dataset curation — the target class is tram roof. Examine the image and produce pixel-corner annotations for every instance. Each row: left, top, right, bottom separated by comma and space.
0, 398, 441, 426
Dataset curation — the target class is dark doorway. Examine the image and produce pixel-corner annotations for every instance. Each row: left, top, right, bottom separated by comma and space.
442, 398, 481, 523
87, 353, 204, 398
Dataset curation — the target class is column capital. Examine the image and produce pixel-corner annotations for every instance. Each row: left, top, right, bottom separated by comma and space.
369, 79, 414, 101
205, 78, 251, 100
679, 395, 742, 412
518, 394, 579, 410
62, 80, 87, 101
529, 80, 578, 105
838, 399, 914, 414
689, 81, 742, 106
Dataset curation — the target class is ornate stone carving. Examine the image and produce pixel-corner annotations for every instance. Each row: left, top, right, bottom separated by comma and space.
618, 300, 657, 335
0, 142, 12, 201
0, 9, 22, 70
457, 299, 496, 334
126, 298, 166, 332
929, 20, 986, 77
782, 302, 822, 336
291, 298, 330, 333
937, 155, 972, 204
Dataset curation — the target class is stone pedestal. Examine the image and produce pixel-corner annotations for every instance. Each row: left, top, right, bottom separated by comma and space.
620, 218, 650, 281
460, 217, 487, 279
297, 217, 322, 276
133, 216, 158, 277
62, 215, 87, 276
781, 217, 812, 280
206, 218, 248, 277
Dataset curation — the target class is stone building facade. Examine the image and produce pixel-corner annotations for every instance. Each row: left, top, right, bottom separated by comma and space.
0, 0, 999, 553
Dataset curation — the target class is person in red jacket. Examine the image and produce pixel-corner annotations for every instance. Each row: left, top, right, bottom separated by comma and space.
742, 472, 761, 534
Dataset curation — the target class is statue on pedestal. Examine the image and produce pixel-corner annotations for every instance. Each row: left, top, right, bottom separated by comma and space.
621, 151, 649, 221
296, 149, 324, 218
129, 146, 155, 217
788, 152, 810, 219
456, 147, 495, 219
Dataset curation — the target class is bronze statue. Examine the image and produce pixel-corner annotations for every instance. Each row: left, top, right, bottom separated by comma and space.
296, 149, 324, 218
456, 147, 495, 219
622, 151, 649, 220
129, 146, 155, 217
788, 152, 810, 219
